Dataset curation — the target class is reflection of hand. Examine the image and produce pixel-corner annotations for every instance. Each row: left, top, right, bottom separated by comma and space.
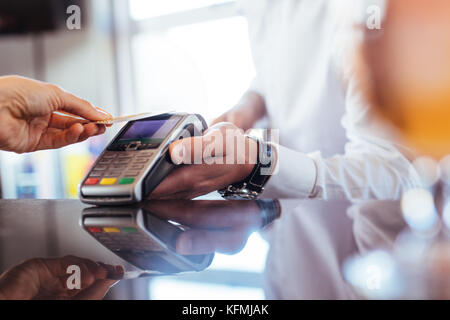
151, 123, 262, 199
0, 255, 124, 300
0, 76, 112, 153
142, 200, 263, 255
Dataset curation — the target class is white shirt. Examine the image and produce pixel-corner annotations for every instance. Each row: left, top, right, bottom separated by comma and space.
263, 200, 361, 299
239, 0, 421, 200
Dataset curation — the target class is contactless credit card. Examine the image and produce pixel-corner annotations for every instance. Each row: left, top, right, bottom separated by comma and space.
95, 112, 159, 125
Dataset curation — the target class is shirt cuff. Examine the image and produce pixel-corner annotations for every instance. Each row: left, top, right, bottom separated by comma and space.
261, 145, 317, 199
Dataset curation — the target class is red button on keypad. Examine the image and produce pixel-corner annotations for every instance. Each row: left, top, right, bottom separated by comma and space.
85, 178, 99, 185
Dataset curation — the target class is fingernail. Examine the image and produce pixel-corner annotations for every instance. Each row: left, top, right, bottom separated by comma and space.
172, 143, 186, 165
115, 265, 124, 273
95, 107, 113, 119
107, 265, 125, 280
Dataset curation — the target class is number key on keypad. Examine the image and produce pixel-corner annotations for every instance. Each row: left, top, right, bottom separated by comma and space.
114, 158, 131, 164
103, 153, 118, 159
90, 171, 103, 177
124, 171, 140, 177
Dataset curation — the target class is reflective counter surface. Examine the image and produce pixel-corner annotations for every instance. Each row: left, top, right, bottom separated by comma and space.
0, 198, 447, 299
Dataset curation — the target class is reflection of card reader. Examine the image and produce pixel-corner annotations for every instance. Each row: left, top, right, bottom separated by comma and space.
81, 206, 214, 273
79, 113, 207, 205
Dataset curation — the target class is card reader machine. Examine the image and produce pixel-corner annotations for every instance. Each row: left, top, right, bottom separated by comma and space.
79, 113, 207, 205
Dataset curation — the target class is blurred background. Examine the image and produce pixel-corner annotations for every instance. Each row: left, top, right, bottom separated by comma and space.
0, 0, 262, 299
0, 0, 255, 200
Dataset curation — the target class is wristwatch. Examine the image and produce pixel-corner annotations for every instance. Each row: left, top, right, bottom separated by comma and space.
218, 136, 274, 200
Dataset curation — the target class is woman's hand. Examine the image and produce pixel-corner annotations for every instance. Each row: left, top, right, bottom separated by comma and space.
150, 123, 259, 199
0, 255, 124, 300
0, 76, 112, 153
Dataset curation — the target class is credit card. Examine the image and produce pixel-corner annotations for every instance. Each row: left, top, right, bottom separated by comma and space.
95, 112, 158, 125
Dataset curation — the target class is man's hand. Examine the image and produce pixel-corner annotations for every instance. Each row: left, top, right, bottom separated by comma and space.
211, 91, 266, 131
0, 255, 124, 300
150, 123, 259, 199
0, 76, 112, 153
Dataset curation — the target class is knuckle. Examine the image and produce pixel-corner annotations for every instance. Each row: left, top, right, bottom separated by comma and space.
79, 98, 91, 106
23, 257, 46, 270
8, 75, 21, 83
24, 257, 40, 265
47, 83, 62, 93
179, 169, 194, 189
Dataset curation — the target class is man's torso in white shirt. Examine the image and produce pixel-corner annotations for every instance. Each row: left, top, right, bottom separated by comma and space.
238, 0, 421, 200
240, 0, 348, 155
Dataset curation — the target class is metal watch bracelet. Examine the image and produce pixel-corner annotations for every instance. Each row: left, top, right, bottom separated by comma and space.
218, 136, 273, 200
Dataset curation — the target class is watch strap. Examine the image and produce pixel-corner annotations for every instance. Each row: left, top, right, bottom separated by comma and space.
218, 136, 274, 199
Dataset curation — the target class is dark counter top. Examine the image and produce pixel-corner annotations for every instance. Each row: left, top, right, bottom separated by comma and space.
0, 198, 441, 299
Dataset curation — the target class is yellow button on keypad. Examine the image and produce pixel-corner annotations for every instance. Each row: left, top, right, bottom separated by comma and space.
100, 178, 117, 185
103, 227, 120, 233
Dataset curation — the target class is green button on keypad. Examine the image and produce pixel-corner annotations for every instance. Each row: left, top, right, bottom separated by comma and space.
119, 178, 135, 185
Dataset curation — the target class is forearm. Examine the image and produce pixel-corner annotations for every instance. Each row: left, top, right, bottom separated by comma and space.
235, 90, 267, 122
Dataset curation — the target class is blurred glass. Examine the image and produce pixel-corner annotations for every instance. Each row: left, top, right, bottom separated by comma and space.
343, 250, 403, 299
354, 1, 450, 298
401, 188, 440, 234
359, 0, 450, 159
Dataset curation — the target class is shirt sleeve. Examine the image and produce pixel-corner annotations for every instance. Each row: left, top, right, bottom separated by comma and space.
261, 145, 317, 199
262, 142, 421, 201
262, 77, 422, 200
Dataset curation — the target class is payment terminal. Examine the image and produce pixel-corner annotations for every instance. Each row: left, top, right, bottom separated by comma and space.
81, 206, 214, 274
79, 113, 207, 205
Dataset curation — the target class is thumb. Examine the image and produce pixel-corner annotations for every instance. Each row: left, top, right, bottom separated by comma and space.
169, 123, 239, 164
169, 137, 201, 165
